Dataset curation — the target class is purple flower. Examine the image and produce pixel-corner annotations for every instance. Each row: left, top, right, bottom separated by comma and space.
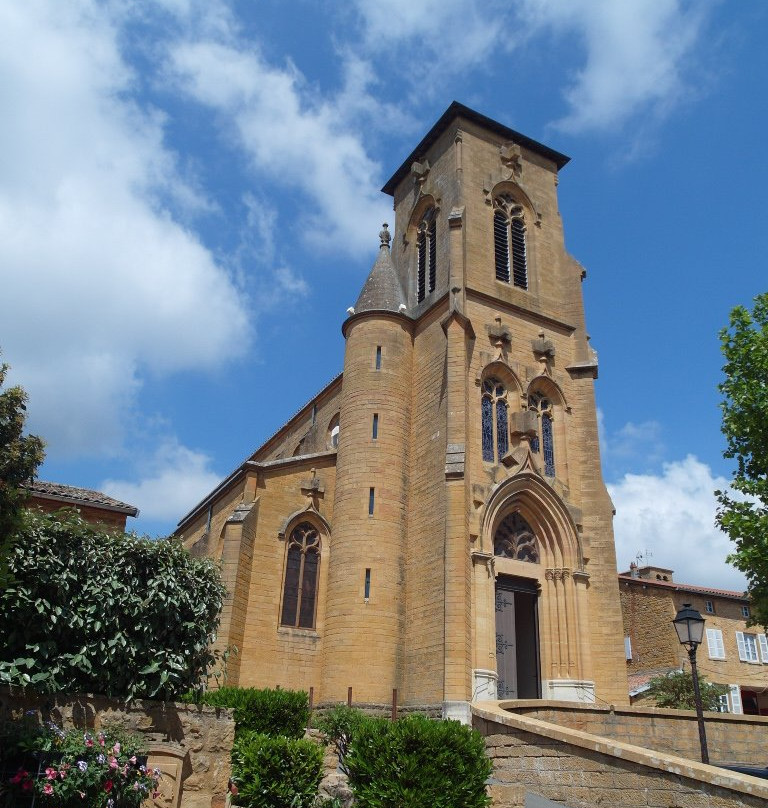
77, 761, 88, 772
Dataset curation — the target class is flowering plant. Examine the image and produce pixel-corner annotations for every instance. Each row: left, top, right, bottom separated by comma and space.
7, 722, 160, 807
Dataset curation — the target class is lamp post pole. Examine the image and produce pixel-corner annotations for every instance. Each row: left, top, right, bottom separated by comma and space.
686, 643, 709, 764
672, 603, 710, 765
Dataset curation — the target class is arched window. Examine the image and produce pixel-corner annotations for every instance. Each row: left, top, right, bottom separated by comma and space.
493, 195, 527, 289
280, 522, 321, 628
494, 512, 539, 563
528, 393, 555, 477
327, 413, 340, 449
416, 208, 437, 302
482, 378, 509, 462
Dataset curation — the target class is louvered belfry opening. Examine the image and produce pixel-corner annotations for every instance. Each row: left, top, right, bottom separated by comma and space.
494, 195, 528, 289
511, 218, 527, 289
494, 211, 510, 282
417, 208, 437, 303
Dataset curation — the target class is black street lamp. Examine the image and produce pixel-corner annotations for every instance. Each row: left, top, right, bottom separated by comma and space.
672, 602, 710, 764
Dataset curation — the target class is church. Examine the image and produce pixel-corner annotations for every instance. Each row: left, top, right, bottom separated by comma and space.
176, 102, 629, 720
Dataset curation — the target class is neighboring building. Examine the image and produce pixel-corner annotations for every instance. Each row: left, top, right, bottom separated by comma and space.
620, 563, 768, 715
177, 102, 628, 719
27, 480, 139, 532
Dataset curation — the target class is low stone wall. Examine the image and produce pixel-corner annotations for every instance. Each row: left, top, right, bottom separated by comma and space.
0, 688, 235, 808
504, 700, 768, 765
473, 702, 768, 808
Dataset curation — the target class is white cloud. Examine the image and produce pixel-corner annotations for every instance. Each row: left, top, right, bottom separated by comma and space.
166, 39, 391, 257
598, 409, 665, 472
521, 0, 709, 133
0, 0, 250, 456
102, 439, 221, 525
609, 455, 747, 591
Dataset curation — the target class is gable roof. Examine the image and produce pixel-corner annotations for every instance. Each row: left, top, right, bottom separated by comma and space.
28, 480, 139, 516
618, 573, 747, 602
381, 101, 570, 196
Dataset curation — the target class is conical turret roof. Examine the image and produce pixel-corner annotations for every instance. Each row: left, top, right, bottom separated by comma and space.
353, 224, 407, 315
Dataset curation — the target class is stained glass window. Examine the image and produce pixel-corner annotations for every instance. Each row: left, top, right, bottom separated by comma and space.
529, 393, 555, 477
482, 378, 508, 463
280, 523, 321, 629
493, 512, 539, 563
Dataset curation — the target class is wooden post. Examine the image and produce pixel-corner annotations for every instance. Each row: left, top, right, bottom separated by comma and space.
391, 688, 398, 721
347, 686, 353, 707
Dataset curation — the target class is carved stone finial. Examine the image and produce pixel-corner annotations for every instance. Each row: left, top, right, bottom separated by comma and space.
500, 142, 522, 178
379, 223, 391, 248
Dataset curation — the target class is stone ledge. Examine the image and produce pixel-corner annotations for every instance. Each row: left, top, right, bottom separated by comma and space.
472, 700, 768, 800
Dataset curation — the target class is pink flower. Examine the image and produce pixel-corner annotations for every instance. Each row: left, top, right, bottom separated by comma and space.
58, 768, 67, 779
129, 755, 137, 765
43, 784, 54, 796
112, 742, 121, 755
85, 738, 94, 747
108, 756, 118, 769
98, 733, 105, 747
45, 767, 57, 780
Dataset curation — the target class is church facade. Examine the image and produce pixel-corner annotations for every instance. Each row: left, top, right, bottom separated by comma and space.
177, 103, 628, 718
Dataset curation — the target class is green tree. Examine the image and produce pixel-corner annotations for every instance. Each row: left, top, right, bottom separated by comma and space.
647, 670, 728, 711
0, 508, 226, 700
716, 292, 768, 628
0, 357, 45, 588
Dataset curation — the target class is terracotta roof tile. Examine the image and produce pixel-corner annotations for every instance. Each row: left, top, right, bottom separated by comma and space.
28, 480, 138, 516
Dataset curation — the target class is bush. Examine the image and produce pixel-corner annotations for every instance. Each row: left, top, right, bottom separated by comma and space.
346, 714, 492, 808
190, 686, 309, 739
647, 670, 729, 711
231, 732, 323, 808
3, 719, 159, 807
0, 509, 226, 700
314, 705, 371, 774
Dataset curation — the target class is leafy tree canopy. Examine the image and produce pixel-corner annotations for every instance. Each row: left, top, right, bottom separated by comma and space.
647, 670, 728, 712
0, 358, 45, 587
716, 292, 768, 627
0, 509, 226, 700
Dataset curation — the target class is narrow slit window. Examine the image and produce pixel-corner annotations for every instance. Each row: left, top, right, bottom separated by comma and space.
311, 404, 317, 425
372, 413, 379, 439
368, 487, 375, 515
375, 346, 382, 370
364, 568, 371, 600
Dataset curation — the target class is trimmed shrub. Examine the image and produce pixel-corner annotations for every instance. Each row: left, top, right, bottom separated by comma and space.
231, 732, 323, 808
313, 705, 371, 774
191, 686, 309, 739
346, 714, 492, 808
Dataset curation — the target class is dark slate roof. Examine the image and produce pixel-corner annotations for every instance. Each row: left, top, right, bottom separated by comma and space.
618, 573, 747, 601
382, 101, 570, 196
353, 241, 407, 315
28, 480, 139, 516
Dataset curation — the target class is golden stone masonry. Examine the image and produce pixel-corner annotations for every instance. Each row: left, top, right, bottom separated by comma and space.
176, 103, 628, 719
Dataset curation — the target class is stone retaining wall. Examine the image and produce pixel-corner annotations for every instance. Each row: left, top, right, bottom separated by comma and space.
504, 700, 768, 765
0, 688, 235, 808
473, 702, 768, 808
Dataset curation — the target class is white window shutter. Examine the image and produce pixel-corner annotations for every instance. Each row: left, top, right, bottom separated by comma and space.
736, 631, 747, 661
729, 684, 743, 714
759, 634, 768, 663
624, 636, 632, 660
706, 628, 725, 660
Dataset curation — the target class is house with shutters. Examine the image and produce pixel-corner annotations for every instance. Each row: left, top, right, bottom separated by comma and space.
176, 102, 628, 721
620, 563, 768, 715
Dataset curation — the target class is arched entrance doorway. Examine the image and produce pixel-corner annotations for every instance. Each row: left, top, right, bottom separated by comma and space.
495, 574, 540, 698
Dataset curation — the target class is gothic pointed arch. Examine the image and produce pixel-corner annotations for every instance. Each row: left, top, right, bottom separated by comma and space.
407, 195, 439, 305
278, 510, 331, 630
526, 376, 568, 481
480, 362, 522, 464
489, 182, 537, 291
482, 472, 583, 571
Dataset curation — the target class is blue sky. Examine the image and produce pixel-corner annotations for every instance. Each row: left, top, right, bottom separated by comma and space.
2, 0, 766, 589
